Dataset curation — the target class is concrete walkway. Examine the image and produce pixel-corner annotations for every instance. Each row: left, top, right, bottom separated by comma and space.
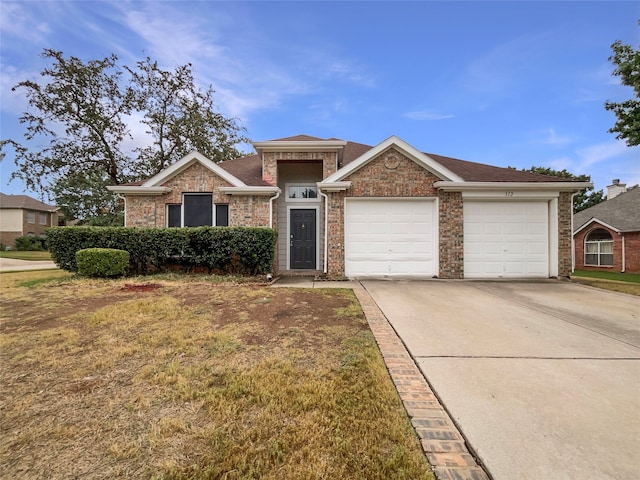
0, 257, 59, 272
272, 277, 490, 480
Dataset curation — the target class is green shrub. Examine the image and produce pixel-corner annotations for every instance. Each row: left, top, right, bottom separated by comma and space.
76, 248, 130, 278
15, 235, 46, 251
46, 226, 277, 275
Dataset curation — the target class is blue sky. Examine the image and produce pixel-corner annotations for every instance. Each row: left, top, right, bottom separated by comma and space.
1, 1, 638, 199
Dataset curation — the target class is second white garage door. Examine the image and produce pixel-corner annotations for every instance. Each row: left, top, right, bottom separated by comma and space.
464, 201, 549, 278
345, 199, 437, 277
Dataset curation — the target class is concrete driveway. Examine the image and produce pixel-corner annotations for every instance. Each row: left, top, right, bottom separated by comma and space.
0, 257, 58, 272
361, 280, 640, 480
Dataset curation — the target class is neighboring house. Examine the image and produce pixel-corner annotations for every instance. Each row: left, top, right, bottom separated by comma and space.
108, 135, 589, 279
573, 184, 640, 274
0, 192, 59, 248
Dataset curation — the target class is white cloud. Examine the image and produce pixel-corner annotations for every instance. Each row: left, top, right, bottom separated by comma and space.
465, 31, 550, 93
321, 61, 376, 88
112, 3, 312, 120
110, 2, 377, 124
404, 110, 454, 121
545, 156, 574, 171
575, 141, 628, 168
536, 128, 574, 148
0, 63, 32, 115
0, 2, 50, 44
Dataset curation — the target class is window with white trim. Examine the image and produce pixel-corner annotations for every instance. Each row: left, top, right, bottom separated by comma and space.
39, 213, 47, 225
287, 184, 318, 201
27, 211, 35, 223
166, 194, 229, 227
584, 228, 613, 266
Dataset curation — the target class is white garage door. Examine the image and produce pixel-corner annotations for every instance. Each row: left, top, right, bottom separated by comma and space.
345, 199, 437, 277
464, 201, 549, 278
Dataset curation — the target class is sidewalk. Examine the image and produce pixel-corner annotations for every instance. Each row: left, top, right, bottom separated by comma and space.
272, 277, 490, 480
0, 257, 59, 272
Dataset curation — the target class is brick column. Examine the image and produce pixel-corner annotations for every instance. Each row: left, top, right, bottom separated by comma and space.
438, 191, 464, 279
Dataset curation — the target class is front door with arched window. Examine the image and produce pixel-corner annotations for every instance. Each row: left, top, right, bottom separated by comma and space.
584, 228, 613, 267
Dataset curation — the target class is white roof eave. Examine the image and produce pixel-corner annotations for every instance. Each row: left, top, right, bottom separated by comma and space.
434, 181, 593, 192
106, 186, 171, 195
253, 140, 347, 152
317, 181, 352, 192
219, 186, 280, 196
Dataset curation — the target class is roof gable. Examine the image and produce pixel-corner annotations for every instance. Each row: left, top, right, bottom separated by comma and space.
324, 135, 464, 183
142, 151, 246, 188
573, 187, 640, 233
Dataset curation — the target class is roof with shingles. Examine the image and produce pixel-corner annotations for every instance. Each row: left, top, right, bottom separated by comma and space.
122, 135, 585, 187
218, 136, 574, 184
573, 187, 640, 233
0, 192, 57, 211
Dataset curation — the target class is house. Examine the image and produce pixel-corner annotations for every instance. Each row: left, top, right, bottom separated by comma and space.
573, 183, 640, 274
0, 192, 59, 248
108, 135, 590, 279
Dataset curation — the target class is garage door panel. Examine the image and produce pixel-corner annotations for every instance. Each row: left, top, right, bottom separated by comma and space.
464, 201, 549, 278
345, 199, 437, 277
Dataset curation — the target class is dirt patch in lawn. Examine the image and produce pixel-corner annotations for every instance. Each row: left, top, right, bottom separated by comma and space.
120, 283, 164, 292
0, 276, 433, 480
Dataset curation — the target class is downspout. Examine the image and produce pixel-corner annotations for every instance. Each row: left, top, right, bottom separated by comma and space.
621, 234, 626, 273
319, 189, 329, 274
269, 189, 281, 229
118, 195, 127, 227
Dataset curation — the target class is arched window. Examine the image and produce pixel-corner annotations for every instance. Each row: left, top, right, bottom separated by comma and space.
584, 228, 613, 266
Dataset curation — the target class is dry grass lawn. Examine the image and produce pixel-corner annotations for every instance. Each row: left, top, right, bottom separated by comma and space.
0, 273, 433, 479
570, 277, 640, 296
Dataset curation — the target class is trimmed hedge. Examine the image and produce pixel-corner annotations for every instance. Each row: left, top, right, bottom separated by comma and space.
15, 235, 46, 251
76, 248, 130, 278
46, 226, 278, 275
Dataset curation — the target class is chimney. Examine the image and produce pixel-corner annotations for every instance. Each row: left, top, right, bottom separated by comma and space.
607, 179, 627, 200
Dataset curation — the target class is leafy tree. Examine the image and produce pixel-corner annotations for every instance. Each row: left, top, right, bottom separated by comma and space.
127, 58, 246, 178
51, 171, 123, 226
2, 49, 247, 222
521, 166, 605, 213
605, 26, 640, 146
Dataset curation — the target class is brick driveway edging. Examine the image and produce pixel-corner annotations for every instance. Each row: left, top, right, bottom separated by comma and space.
352, 283, 491, 480
272, 277, 491, 479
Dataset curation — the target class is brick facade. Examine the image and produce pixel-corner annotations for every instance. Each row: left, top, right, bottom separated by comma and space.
125, 162, 270, 227
558, 192, 573, 277
438, 191, 464, 279
229, 196, 271, 227
574, 223, 640, 274
121, 144, 579, 279
0, 231, 22, 248
624, 232, 640, 273
325, 148, 463, 278
326, 190, 346, 276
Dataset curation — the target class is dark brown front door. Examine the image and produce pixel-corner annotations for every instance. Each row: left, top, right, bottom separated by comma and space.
290, 209, 316, 269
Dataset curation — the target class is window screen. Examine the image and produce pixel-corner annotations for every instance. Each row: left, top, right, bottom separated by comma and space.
216, 204, 229, 226
184, 194, 213, 227
167, 204, 181, 227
